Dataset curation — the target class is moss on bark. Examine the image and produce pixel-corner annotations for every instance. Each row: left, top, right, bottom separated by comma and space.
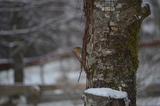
83, 0, 150, 106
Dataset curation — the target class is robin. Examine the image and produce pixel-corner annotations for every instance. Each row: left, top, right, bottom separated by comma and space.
74, 47, 82, 55
74, 47, 82, 82
74, 47, 82, 59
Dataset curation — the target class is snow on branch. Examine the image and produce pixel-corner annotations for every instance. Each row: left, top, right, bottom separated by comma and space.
84, 88, 130, 106
0, 0, 66, 12
84, 88, 127, 99
0, 0, 65, 3
0, 13, 74, 36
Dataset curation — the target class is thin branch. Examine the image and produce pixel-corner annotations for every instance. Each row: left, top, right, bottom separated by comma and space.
73, 51, 81, 63
73, 51, 83, 82
0, 13, 74, 35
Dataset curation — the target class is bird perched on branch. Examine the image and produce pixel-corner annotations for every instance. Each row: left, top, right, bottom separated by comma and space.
73, 46, 89, 82
73, 47, 83, 82
74, 47, 82, 59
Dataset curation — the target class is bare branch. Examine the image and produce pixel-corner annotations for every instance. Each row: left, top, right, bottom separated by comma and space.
0, 13, 74, 35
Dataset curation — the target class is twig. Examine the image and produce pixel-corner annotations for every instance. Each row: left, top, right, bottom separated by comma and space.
73, 51, 83, 82
73, 51, 81, 63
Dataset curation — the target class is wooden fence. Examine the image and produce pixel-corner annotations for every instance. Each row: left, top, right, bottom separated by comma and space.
0, 84, 85, 105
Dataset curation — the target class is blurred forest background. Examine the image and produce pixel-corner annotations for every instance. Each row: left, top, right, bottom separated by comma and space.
0, 0, 160, 106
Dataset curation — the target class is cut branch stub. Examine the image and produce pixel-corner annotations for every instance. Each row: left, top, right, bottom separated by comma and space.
83, 88, 129, 106
84, 93, 125, 106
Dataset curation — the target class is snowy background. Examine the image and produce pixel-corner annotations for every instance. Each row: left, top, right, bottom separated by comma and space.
0, 0, 160, 106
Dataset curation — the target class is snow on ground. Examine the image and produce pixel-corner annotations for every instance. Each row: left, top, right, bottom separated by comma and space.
0, 69, 14, 84
38, 100, 83, 106
137, 97, 160, 106
84, 88, 127, 99
15, 99, 83, 106
137, 47, 160, 88
1, 48, 160, 106
0, 57, 86, 85
0, 57, 85, 106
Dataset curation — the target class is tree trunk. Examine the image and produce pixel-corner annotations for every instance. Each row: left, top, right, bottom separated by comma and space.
82, 0, 150, 106
13, 51, 24, 83
10, 2, 27, 83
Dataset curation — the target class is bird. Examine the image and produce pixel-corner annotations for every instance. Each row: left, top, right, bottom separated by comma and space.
74, 47, 82, 58
74, 47, 82, 82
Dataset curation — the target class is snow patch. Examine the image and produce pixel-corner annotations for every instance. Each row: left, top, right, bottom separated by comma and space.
84, 88, 127, 99
142, 22, 155, 34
